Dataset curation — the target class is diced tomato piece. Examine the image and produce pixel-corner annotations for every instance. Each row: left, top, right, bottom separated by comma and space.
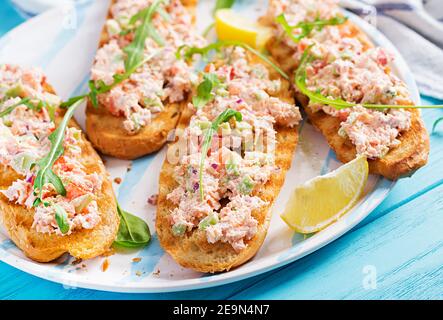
66, 183, 86, 200
229, 67, 235, 80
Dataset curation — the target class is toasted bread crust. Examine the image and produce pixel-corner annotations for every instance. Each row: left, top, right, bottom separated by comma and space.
85, 0, 198, 160
156, 54, 299, 273
0, 84, 119, 262
265, 20, 429, 179
86, 101, 182, 160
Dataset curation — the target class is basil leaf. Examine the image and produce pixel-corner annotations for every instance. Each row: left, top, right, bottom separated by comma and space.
114, 205, 151, 248
199, 108, 242, 199
177, 40, 289, 80
33, 99, 83, 204
192, 73, 220, 109
54, 204, 70, 234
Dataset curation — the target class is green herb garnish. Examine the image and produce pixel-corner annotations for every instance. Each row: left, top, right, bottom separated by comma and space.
172, 223, 186, 236
32, 99, 83, 206
199, 108, 242, 200
64, 53, 155, 109
176, 40, 289, 80
124, 0, 166, 69
54, 204, 70, 234
295, 48, 443, 110
0, 98, 33, 118
239, 175, 254, 195
198, 213, 219, 230
61, 0, 166, 109
0, 97, 58, 122
202, 23, 215, 38
193, 73, 221, 109
114, 204, 151, 248
119, 0, 169, 42
276, 14, 347, 43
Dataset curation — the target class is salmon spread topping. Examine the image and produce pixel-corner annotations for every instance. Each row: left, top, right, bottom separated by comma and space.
91, 0, 205, 134
267, 0, 413, 159
0, 65, 102, 236
167, 47, 301, 252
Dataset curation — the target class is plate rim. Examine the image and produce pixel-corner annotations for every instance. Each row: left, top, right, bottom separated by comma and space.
0, 6, 420, 293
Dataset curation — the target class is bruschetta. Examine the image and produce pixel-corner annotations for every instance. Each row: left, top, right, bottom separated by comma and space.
156, 47, 301, 272
262, 0, 429, 180
0, 64, 119, 262
86, 0, 205, 159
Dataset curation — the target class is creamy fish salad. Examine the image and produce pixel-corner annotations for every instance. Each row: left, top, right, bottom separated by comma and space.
91, 0, 205, 134
0, 65, 103, 236
167, 47, 301, 251
267, 0, 413, 159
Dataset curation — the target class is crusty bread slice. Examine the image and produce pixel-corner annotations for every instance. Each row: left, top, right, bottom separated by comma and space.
0, 83, 119, 262
86, 0, 198, 160
156, 54, 299, 273
86, 101, 182, 160
265, 20, 429, 179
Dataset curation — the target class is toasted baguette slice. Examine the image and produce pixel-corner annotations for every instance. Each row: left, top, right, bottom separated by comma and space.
156, 54, 299, 273
86, 0, 198, 160
0, 83, 119, 263
265, 20, 429, 180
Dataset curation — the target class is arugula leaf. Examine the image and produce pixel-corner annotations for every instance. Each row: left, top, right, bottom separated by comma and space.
64, 53, 156, 110
38, 100, 57, 122
114, 204, 151, 248
276, 14, 347, 43
33, 99, 83, 206
177, 40, 289, 80
0, 97, 32, 118
433, 117, 443, 133
157, 7, 171, 22
61, 1, 166, 110
60, 94, 88, 109
123, 0, 166, 71
295, 48, 443, 110
0, 97, 59, 123
199, 108, 242, 199
54, 204, 70, 234
92, 53, 157, 103
192, 73, 221, 109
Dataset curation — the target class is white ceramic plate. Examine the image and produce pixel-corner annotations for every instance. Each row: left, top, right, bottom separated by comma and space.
0, 0, 419, 293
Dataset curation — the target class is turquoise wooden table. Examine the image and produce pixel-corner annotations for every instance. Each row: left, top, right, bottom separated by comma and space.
1, 1, 443, 300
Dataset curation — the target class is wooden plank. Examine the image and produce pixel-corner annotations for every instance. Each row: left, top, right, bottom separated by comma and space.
0, 258, 271, 299
228, 185, 443, 299
353, 98, 443, 229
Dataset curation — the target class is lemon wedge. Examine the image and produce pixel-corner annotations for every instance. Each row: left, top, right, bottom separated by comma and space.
215, 9, 272, 49
281, 156, 369, 234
